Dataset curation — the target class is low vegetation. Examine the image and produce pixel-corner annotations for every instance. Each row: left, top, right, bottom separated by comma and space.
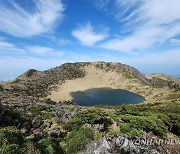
63, 107, 112, 131
110, 101, 180, 137
29, 106, 53, 120
0, 97, 179, 153
65, 127, 94, 153
0, 127, 64, 154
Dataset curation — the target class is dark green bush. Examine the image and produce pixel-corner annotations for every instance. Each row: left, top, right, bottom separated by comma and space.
169, 114, 180, 136
0, 127, 26, 154
30, 106, 50, 114
24, 141, 41, 154
0, 144, 21, 154
65, 127, 94, 153
119, 123, 143, 137
37, 137, 64, 154
0, 127, 24, 146
4, 109, 22, 120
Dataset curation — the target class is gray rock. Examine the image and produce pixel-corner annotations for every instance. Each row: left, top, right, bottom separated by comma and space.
47, 128, 62, 138
32, 118, 43, 129
80, 135, 169, 154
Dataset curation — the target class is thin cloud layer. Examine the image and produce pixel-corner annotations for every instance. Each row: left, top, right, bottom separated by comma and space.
72, 23, 108, 46
27, 46, 64, 56
100, 0, 180, 52
89, 0, 110, 10
0, 0, 64, 37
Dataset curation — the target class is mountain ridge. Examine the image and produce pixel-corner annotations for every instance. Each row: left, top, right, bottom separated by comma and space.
0, 61, 179, 107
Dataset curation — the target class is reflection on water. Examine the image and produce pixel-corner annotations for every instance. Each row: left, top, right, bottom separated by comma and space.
71, 87, 145, 106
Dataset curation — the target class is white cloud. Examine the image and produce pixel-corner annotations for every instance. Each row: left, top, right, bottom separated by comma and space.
27, 46, 64, 56
114, 0, 141, 21
0, 0, 64, 37
100, 0, 180, 52
27, 46, 55, 54
72, 23, 108, 46
0, 40, 64, 56
0, 40, 25, 53
89, 0, 110, 10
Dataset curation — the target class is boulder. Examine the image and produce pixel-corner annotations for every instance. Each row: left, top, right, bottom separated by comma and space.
80, 135, 169, 154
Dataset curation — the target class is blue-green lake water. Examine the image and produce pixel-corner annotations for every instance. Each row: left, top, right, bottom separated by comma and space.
71, 88, 145, 106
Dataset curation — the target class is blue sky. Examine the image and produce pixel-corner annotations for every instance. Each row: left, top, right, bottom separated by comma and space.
0, 0, 180, 81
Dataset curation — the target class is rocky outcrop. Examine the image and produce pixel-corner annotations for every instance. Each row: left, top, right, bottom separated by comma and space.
80, 135, 170, 154
168, 81, 180, 90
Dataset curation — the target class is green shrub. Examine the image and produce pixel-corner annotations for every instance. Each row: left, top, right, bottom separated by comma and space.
24, 141, 41, 154
0, 144, 21, 154
0, 127, 26, 154
29, 106, 52, 120
113, 101, 180, 137
4, 109, 22, 120
169, 114, 180, 136
30, 106, 49, 114
119, 123, 143, 137
119, 115, 168, 138
109, 130, 121, 135
63, 118, 83, 131
64, 107, 112, 131
65, 128, 94, 153
93, 132, 106, 140
37, 137, 64, 154
0, 127, 24, 146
